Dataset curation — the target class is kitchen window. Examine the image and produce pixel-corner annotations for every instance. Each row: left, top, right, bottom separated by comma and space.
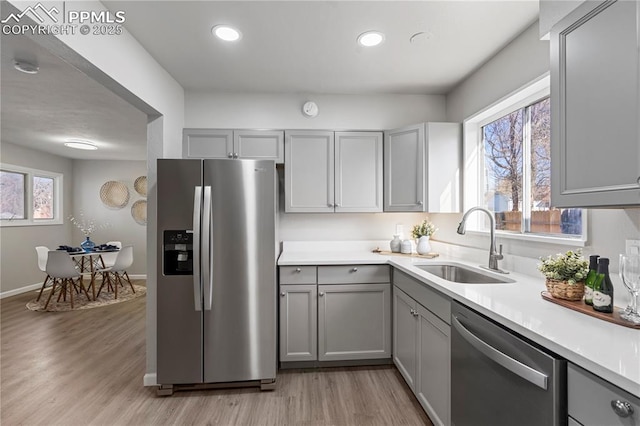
463, 75, 586, 244
0, 164, 63, 226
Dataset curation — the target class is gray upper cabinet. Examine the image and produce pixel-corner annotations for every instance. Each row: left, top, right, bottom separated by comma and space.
384, 123, 461, 212
551, 0, 640, 207
285, 130, 335, 213
183, 129, 284, 162
285, 130, 383, 213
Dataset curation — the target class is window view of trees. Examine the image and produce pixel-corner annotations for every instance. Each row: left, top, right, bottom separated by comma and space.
33, 176, 54, 219
0, 170, 26, 220
482, 97, 582, 236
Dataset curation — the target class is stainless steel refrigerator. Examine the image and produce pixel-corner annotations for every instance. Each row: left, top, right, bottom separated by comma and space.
156, 159, 276, 393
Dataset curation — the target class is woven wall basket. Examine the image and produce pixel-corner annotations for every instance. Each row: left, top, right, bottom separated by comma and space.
131, 199, 147, 225
100, 181, 130, 209
545, 279, 585, 301
134, 176, 147, 197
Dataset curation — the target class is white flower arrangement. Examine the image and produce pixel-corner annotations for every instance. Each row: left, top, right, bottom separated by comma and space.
411, 218, 437, 239
68, 211, 109, 236
538, 249, 588, 285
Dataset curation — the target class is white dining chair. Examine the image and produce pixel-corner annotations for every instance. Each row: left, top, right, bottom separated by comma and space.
100, 240, 122, 268
35, 246, 52, 302
44, 250, 90, 309
95, 245, 134, 299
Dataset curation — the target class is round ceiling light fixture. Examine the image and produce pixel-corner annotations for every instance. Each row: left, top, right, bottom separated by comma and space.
357, 31, 385, 47
14, 60, 39, 74
64, 139, 98, 150
212, 25, 242, 42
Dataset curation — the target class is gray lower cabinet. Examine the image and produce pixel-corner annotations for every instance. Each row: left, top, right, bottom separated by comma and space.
551, 0, 640, 207
183, 129, 284, 162
568, 363, 640, 426
279, 265, 391, 365
393, 269, 451, 426
318, 283, 391, 361
279, 284, 317, 362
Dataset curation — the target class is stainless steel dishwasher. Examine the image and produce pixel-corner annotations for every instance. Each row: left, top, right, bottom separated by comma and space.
451, 301, 567, 426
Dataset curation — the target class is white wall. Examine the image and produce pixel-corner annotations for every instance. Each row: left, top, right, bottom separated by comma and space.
441, 20, 640, 273
0, 142, 74, 295
72, 160, 147, 274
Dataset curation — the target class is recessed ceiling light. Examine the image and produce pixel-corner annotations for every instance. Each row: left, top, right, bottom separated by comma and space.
357, 31, 385, 47
64, 140, 98, 150
14, 60, 39, 74
212, 25, 242, 42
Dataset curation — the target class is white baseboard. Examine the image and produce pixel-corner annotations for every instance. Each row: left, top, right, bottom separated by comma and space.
0, 283, 43, 299
0, 274, 148, 299
143, 372, 157, 387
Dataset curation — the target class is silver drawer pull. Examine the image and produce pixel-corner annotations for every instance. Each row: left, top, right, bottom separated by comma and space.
295, 268, 301, 273
280, 292, 285, 297
319, 292, 325, 297
351, 267, 358, 272
611, 400, 634, 418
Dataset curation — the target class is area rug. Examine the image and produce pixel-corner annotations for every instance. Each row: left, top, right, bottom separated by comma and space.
26, 283, 146, 312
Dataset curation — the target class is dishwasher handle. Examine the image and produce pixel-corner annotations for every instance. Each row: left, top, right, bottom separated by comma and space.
452, 314, 549, 390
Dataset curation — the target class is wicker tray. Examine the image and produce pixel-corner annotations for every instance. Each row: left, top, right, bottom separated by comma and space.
541, 291, 640, 329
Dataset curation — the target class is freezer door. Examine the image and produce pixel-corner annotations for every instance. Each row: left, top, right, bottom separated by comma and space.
157, 159, 204, 385
203, 159, 277, 383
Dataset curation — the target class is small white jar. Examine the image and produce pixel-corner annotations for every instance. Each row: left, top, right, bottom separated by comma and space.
400, 239, 412, 254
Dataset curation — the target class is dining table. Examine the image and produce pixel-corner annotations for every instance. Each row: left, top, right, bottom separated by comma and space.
65, 248, 119, 300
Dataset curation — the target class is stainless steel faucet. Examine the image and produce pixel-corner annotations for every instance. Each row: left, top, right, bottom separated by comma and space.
457, 207, 509, 274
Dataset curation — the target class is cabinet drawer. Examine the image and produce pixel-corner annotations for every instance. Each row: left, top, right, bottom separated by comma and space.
568, 363, 640, 426
279, 266, 317, 284
318, 265, 390, 284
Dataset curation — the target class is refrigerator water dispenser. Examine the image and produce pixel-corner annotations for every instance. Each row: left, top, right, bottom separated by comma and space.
163, 230, 193, 275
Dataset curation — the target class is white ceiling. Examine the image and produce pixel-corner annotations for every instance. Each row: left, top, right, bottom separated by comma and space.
1, 1, 539, 160
104, 0, 539, 95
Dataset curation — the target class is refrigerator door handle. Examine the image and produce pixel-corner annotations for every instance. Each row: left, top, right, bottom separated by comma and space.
193, 186, 202, 311
202, 186, 213, 311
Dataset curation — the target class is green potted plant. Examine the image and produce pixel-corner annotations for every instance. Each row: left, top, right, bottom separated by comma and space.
538, 249, 589, 301
411, 218, 437, 255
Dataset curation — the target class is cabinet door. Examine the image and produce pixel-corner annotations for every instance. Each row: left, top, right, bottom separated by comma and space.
334, 132, 383, 212
384, 124, 425, 211
551, 0, 640, 207
284, 131, 335, 212
235, 130, 284, 163
318, 283, 391, 361
183, 129, 234, 159
279, 285, 317, 362
393, 286, 419, 391
426, 123, 461, 213
416, 304, 451, 426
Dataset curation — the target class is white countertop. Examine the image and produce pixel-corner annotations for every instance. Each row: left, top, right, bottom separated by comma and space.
278, 240, 640, 397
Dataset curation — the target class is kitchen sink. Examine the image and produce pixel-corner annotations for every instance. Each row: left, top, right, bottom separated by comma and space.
416, 263, 514, 284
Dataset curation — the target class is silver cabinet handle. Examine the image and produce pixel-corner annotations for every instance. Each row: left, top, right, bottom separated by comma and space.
417, 200, 423, 205
327, 203, 334, 207
611, 400, 634, 418
228, 152, 233, 158
412, 310, 419, 317
233, 153, 239, 158
295, 267, 301, 273
280, 292, 286, 297
351, 267, 358, 272
452, 315, 548, 390
335, 203, 341, 207
319, 292, 325, 297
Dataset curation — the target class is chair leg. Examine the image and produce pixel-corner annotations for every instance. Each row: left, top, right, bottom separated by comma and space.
123, 271, 135, 294
36, 275, 51, 302
96, 272, 111, 298
43, 279, 58, 309
67, 279, 74, 309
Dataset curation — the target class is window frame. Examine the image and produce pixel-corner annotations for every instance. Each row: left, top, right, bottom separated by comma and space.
463, 75, 587, 246
0, 163, 63, 227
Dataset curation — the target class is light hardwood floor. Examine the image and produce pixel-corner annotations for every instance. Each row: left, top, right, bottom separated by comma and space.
1, 282, 432, 425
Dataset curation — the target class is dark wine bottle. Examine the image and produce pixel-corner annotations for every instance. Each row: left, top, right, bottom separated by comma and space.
593, 258, 614, 313
584, 255, 600, 305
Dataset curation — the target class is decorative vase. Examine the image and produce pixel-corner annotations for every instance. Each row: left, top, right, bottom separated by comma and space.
390, 235, 401, 253
81, 236, 95, 252
416, 235, 431, 255
545, 279, 585, 301
400, 240, 412, 254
